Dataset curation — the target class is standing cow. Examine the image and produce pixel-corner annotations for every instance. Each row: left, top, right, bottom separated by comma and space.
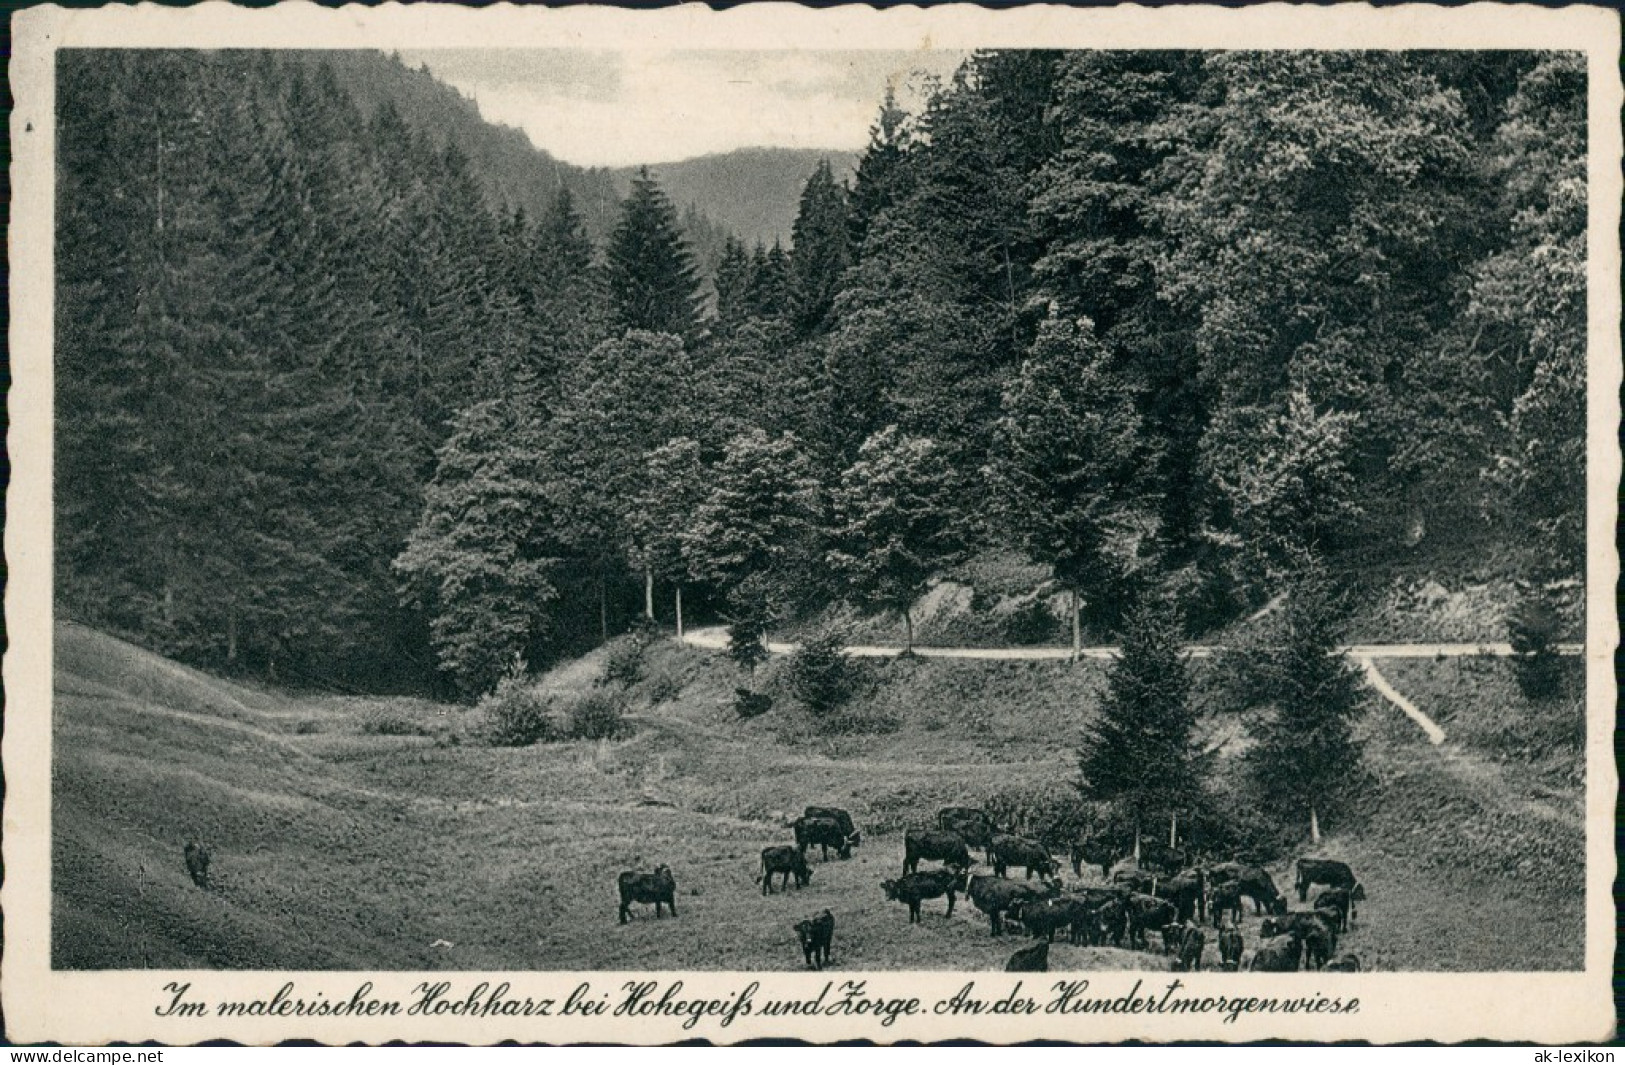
989, 833, 1060, 880
759, 845, 814, 895
803, 807, 862, 855
795, 815, 853, 861
617, 865, 677, 923
903, 829, 972, 875
793, 910, 835, 970
1296, 858, 1366, 903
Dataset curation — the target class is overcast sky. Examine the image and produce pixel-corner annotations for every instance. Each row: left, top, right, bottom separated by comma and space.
396, 49, 970, 168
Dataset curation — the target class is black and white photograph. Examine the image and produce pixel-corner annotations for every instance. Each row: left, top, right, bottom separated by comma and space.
5, 1, 1618, 1046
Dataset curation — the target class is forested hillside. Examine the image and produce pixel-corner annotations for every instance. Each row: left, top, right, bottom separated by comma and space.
55, 49, 1586, 698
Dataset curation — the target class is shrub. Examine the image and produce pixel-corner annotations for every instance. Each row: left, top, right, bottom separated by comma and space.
982, 785, 1099, 845
567, 690, 628, 740
785, 628, 860, 716
735, 688, 773, 719
360, 704, 433, 737
1508, 589, 1564, 700
646, 670, 683, 706
1003, 599, 1058, 646
601, 636, 648, 688
479, 677, 556, 747
816, 707, 900, 736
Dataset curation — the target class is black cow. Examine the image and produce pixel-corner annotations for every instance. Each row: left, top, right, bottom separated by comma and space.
1324, 953, 1363, 972
795, 815, 853, 861
938, 807, 996, 857
1005, 941, 1049, 972
1091, 896, 1129, 948
1009, 895, 1091, 944
759, 845, 813, 895
1233, 865, 1287, 914
1114, 868, 1159, 894
1209, 881, 1244, 928
1261, 911, 1338, 968
184, 841, 211, 889
1124, 893, 1178, 950
1217, 924, 1244, 971
1249, 933, 1302, 971
990, 833, 1060, 879
1140, 841, 1187, 875
882, 869, 960, 923
1172, 923, 1206, 972
965, 874, 1056, 937
1070, 837, 1120, 879
903, 828, 972, 875
804, 806, 862, 853
1296, 858, 1366, 902
1154, 869, 1207, 924
1313, 888, 1357, 933
618, 865, 677, 923
794, 909, 835, 970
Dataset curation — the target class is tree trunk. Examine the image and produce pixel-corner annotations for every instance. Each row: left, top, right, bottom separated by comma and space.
1309, 804, 1321, 844
903, 608, 914, 653
226, 610, 237, 665
1169, 812, 1178, 848
1070, 588, 1081, 664
1133, 824, 1142, 864
644, 568, 654, 620
599, 567, 609, 643
675, 585, 684, 643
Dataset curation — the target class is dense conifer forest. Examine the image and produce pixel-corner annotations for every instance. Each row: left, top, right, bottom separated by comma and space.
56, 48, 1585, 698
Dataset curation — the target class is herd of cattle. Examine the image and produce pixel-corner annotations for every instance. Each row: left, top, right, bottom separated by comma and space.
615, 805, 1369, 973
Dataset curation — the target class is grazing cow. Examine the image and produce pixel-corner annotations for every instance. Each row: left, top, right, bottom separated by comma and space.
1209, 881, 1244, 928
1236, 866, 1287, 915
1005, 941, 1049, 972
1324, 953, 1363, 972
1113, 868, 1158, 894
1249, 933, 1302, 971
1153, 869, 1207, 924
1217, 924, 1244, 971
795, 815, 852, 861
1262, 911, 1338, 967
618, 865, 677, 924
759, 845, 814, 895
793, 909, 835, 970
1140, 841, 1187, 875
1313, 888, 1357, 933
1173, 923, 1206, 972
903, 829, 972, 875
938, 807, 997, 858
183, 841, 211, 889
1124, 893, 1178, 950
803, 806, 862, 854
990, 833, 1060, 880
1296, 858, 1366, 903
1070, 837, 1120, 879
882, 869, 961, 923
1009, 895, 1091, 944
965, 874, 1057, 937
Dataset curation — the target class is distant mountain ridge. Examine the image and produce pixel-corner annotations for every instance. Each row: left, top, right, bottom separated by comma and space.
303, 51, 855, 268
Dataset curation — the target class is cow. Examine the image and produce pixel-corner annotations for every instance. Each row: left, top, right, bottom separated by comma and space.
1231, 865, 1287, 914
803, 806, 862, 854
183, 841, 211, 889
965, 874, 1057, 937
1009, 895, 1091, 944
1140, 841, 1186, 875
1313, 887, 1357, 933
1209, 881, 1244, 928
793, 909, 835, 970
1261, 911, 1338, 967
1070, 837, 1120, 880
759, 845, 813, 895
990, 833, 1060, 880
1296, 858, 1366, 903
1173, 923, 1206, 972
1217, 923, 1244, 971
1114, 868, 1159, 894
1005, 941, 1049, 972
618, 865, 677, 923
1123, 893, 1178, 950
1153, 869, 1207, 925
938, 807, 996, 858
1248, 933, 1302, 971
882, 869, 961, 923
1091, 896, 1129, 948
903, 828, 972, 876
1324, 953, 1363, 972
795, 815, 853, 861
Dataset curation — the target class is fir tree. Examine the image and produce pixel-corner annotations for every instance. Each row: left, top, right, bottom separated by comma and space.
606, 168, 703, 338
787, 159, 852, 336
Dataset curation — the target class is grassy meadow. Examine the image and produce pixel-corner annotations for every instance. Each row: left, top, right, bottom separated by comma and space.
51, 621, 1585, 972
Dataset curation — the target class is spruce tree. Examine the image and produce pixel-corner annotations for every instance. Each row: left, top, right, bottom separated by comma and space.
606, 168, 703, 338
787, 159, 852, 336
1077, 601, 1207, 848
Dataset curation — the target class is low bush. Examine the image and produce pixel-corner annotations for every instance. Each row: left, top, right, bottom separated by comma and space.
1002, 599, 1059, 646
1508, 590, 1564, 700
359, 705, 433, 737
479, 677, 556, 747
815, 706, 900, 736
567, 690, 629, 740
735, 688, 772, 719
646, 670, 683, 706
601, 638, 646, 688
785, 628, 863, 716
982, 784, 1098, 845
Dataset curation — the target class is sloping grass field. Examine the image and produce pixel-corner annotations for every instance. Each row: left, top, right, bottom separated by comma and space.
51, 621, 1586, 971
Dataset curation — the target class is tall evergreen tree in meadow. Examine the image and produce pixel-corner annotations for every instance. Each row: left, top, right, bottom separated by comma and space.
1241, 568, 1369, 843
1077, 600, 1207, 851
787, 159, 852, 337
606, 168, 703, 338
